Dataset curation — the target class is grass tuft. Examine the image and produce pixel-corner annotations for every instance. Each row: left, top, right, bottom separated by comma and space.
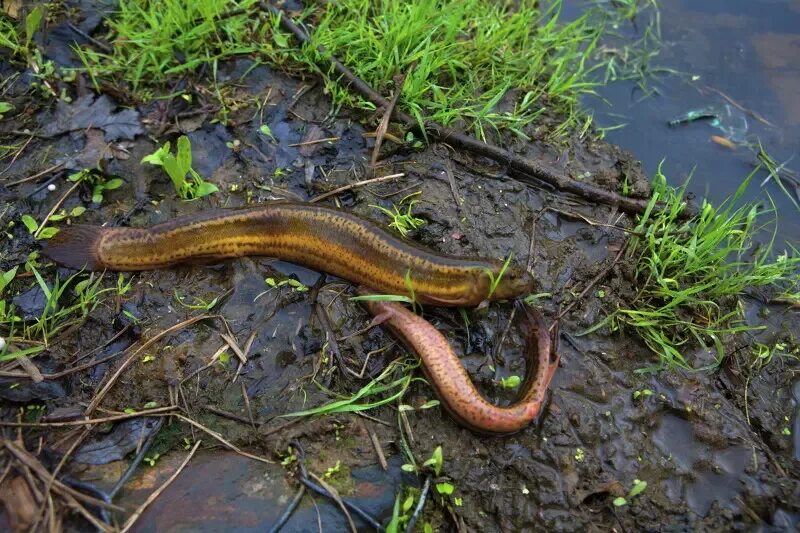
281, 358, 420, 417
72, 0, 656, 138
587, 163, 800, 371
303, 0, 602, 139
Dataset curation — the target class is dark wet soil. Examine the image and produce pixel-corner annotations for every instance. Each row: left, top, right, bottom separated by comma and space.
1, 3, 799, 533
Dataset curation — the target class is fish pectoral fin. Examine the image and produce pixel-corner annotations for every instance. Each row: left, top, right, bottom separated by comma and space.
423, 294, 467, 306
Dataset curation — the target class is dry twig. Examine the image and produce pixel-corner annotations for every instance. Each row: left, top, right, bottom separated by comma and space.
120, 440, 202, 533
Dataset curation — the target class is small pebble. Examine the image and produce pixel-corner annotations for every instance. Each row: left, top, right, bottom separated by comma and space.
0, 337, 5, 351
47, 184, 56, 191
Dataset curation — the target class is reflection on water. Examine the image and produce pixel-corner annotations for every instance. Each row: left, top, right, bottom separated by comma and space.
573, 0, 800, 237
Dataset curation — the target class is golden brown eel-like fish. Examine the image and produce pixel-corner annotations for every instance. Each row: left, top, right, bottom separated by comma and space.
361, 291, 559, 434
43, 202, 534, 306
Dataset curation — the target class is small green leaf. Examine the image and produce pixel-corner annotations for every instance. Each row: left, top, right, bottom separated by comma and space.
0, 102, 13, 116
272, 31, 289, 48
193, 181, 219, 198
420, 400, 440, 409
0, 267, 19, 295
37, 227, 59, 240
68, 170, 89, 182
141, 143, 170, 166
104, 178, 124, 190
74, 279, 90, 294
402, 494, 414, 513
423, 446, 443, 476
613, 497, 627, 507
400, 464, 416, 472
259, 124, 275, 139
21, 215, 38, 233
499, 375, 522, 389
436, 482, 454, 495
628, 479, 647, 498
25, 6, 44, 47
143, 401, 158, 409
70, 206, 86, 217
176, 135, 192, 177
161, 153, 185, 188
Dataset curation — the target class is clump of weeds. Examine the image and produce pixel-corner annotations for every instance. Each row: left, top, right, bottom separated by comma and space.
588, 165, 800, 371
70, 0, 662, 138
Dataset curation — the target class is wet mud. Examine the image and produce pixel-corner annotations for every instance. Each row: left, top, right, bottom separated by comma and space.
1, 4, 799, 533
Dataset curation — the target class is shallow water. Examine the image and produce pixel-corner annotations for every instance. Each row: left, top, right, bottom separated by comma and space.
571, 0, 800, 236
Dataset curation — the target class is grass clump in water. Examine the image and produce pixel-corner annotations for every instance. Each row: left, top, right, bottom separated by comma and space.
589, 165, 799, 371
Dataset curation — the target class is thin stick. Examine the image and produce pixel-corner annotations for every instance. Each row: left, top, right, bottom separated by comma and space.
260, 1, 660, 216
702, 85, 776, 128
220, 329, 248, 364
288, 137, 339, 148
259, 417, 306, 438
33, 179, 81, 238
307, 472, 356, 533
444, 159, 463, 209
108, 418, 165, 499
268, 485, 306, 533
72, 323, 132, 363
405, 476, 431, 533
0, 349, 128, 380
204, 404, 251, 425
120, 440, 201, 533
370, 74, 406, 176
171, 413, 273, 465
241, 382, 256, 429
85, 315, 213, 415
7, 346, 44, 382
5, 162, 64, 186
3, 441, 124, 512
309, 173, 404, 203
368, 429, 388, 471
0, 406, 177, 428
33, 427, 93, 529
180, 342, 230, 385
354, 411, 391, 427
0, 134, 35, 176
552, 241, 628, 329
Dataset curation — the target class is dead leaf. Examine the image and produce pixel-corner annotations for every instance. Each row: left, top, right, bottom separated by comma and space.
72, 129, 110, 169
710, 135, 737, 150
74, 418, 161, 465
110, 140, 134, 160
299, 125, 327, 156
40, 95, 144, 141
0, 476, 38, 531
2, 0, 21, 19
176, 113, 207, 134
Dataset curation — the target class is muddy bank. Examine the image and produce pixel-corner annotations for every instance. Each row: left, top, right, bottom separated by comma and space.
1, 16, 799, 533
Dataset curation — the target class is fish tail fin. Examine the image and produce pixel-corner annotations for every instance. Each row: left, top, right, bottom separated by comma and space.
43, 225, 105, 270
